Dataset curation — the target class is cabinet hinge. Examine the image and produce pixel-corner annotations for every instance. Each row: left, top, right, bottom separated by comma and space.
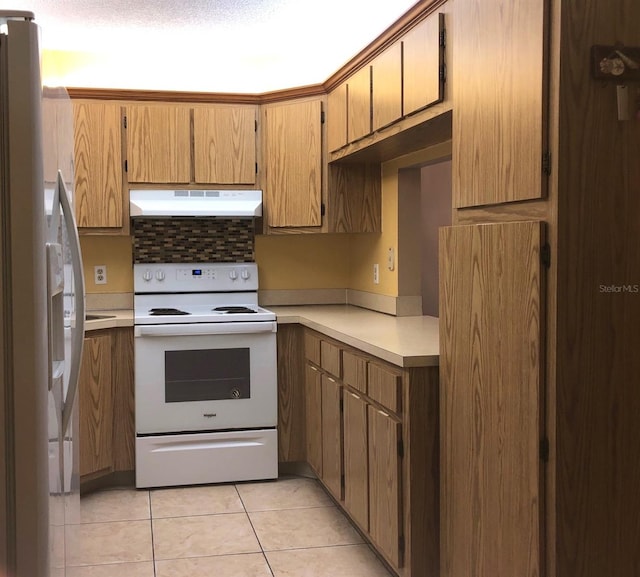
340, 474, 345, 490
321, 110, 325, 124
397, 438, 404, 459
339, 398, 344, 412
124, 159, 128, 173
542, 151, 552, 176
439, 27, 446, 47
399, 535, 405, 555
439, 63, 447, 83
540, 437, 550, 462
123, 115, 127, 129
541, 243, 551, 269
321, 203, 326, 217
255, 162, 258, 174
255, 119, 258, 132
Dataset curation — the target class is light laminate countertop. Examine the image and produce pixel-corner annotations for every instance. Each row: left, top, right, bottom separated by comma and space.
269, 305, 439, 368
84, 309, 134, 331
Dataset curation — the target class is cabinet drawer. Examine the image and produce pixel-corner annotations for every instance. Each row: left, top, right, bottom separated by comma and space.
320, 340, 341, 378
304, 331, 321, 365
343, 351, 368, 394
368, 363, 402, 414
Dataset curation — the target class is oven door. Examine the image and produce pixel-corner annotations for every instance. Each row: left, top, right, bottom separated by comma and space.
134, 321, 277, 434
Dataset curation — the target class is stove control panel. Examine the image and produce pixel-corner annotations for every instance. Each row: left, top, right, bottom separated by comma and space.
134, 263, 258, 293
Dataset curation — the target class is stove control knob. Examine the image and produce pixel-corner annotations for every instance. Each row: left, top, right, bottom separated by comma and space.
229, 269, 238, 280
241, 268, 250, 280
142, 270, 153, 282
155, 270, 165, 281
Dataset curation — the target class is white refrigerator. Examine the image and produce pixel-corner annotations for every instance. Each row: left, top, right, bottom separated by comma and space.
0, 11, 85, 577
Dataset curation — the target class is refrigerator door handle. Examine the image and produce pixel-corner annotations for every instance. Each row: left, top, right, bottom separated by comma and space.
58, 171, 86, 435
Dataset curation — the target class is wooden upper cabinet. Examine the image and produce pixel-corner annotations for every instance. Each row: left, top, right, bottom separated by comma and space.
42, 93, 74, 189
193, 105, 257, 184
73, 101, 124, 228
126, 104, 191, 183
262, 98, 323, 228
453, 0, 547, 208
439, 221, 544, 577
371, 42, 402, 131
403, 11, 445, 116
327, 82, 348, 152
347, 65, 372, 142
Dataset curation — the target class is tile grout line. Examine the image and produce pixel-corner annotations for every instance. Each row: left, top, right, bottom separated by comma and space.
234, 483, 276, 577
148, 490, 158, 577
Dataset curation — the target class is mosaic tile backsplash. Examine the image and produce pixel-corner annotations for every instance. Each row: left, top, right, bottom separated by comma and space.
132, 218, 255, 264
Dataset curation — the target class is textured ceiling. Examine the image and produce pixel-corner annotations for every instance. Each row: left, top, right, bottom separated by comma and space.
5, 0, 419, 92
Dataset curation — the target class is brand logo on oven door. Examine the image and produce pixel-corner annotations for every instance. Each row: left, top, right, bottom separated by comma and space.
203, 413, 217, 418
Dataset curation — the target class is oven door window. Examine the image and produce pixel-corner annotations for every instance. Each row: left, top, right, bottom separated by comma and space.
165, 348, 250, 402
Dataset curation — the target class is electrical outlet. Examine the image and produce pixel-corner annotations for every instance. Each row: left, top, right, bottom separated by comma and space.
373, 263, 380, 284
94, 265, 107, 285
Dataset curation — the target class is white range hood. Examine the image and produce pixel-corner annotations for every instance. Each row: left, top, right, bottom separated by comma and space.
129, 189, 262, 218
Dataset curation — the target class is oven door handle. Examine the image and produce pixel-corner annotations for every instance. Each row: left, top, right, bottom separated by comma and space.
135, 322, 277, 337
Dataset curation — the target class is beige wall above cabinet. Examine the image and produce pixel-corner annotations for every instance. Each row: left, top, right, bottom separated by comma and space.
453, 0, 547, 208
403, 11, 445, 116
73, 101, 124, 230
126, 104, 191, 183
371, 43, 402, 132
262, 98, 323, 229
193, 105, 257, 184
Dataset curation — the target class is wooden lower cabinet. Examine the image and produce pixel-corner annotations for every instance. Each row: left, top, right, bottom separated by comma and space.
368, 405, 403, 569
79, 327, 135, 485
321, 374, 343, 500
302, 328, 439, 577
79, 332, 113, 478
305, 364, 323, 476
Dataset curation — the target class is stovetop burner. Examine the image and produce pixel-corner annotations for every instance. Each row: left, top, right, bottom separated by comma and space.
213, 306, 257, 314
149, 308, 191, 316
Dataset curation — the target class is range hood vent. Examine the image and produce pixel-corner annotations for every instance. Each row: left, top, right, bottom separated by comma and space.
129, 189, 262, 218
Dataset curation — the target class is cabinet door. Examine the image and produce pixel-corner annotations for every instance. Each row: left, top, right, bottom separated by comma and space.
368, 406, 403, 569
79, 333, 113, 478
372, 42, 402, 131
453, 0, 547, 207
263, 99, 322, 228
403, 12, 444, 116
126, 104, 191, 183
327, 82, 348, 152
193, 105, 257, 184
347, 66, 372, 142
321, 374, 343, 501
439, 221, 544, 577
343, 391, 368, 530
305, 364, 323, 476
74, 101, 124, 228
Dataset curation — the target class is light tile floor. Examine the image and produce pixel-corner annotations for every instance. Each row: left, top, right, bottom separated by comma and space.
68, 476, 393, 577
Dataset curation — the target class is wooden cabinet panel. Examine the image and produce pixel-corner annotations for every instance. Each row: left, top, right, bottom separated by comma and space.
126, 104, 191, 183
320, 340, 341, 378
453, 0, 547, 207
321, 374, 343, 501
304, 331, 321, 365
263, 99, 322, 228
327, 82, 348, 152
368, 362, 401, 414
372, 43, 402, 131
368, 406, 403, 569
42, 93, 74, 189
439, 221, 544, 577
342, 351, 367, 394
403, 12, 444, 116
73, 101, 124, 228
277, 325, 306, 462
347, 66, 372, 142
110, 328, 134, 472
343, 391, 368, 530
305, 364, 323, 476
193, 105, 256, 184
79, 333, 113, 478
